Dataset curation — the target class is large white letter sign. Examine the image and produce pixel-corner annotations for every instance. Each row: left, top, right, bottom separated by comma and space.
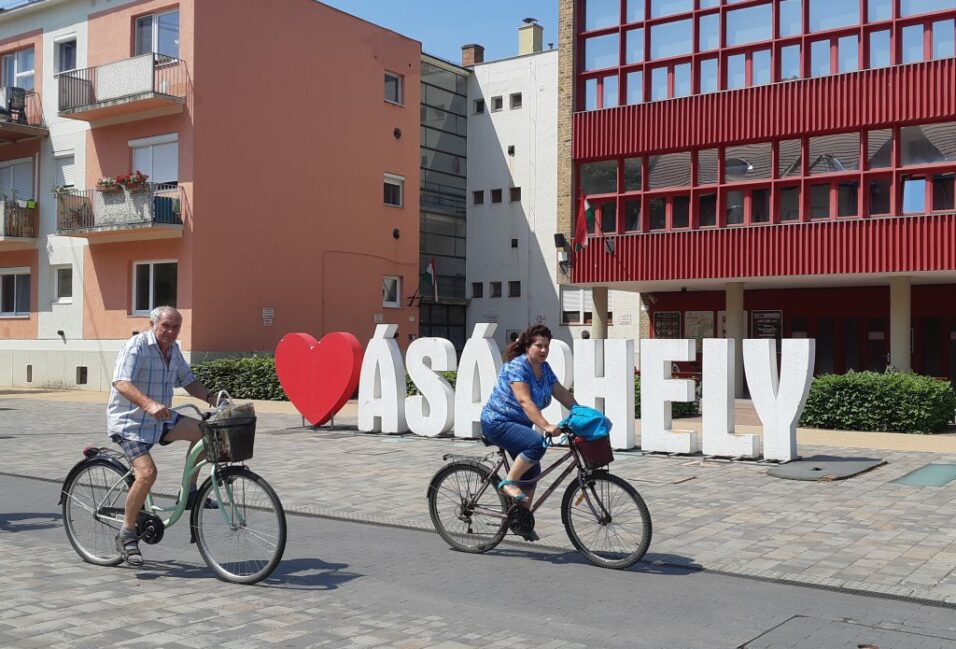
639, 339, 698, 453
405, 337, 457, 437
743, 338, 815, 463
454, 323, 503, 438
541, 339, 573, 425
357, 324, 408, 433
574, 339, 635, 449
701, 339, 760, 458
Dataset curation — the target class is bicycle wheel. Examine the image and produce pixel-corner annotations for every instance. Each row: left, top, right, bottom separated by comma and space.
561, 472, 652, 570
192, 467, 286, 584
428, 462, 508, 553
62, 459, 132, 566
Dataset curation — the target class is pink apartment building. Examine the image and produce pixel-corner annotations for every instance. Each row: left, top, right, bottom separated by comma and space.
0, 0, 421, 389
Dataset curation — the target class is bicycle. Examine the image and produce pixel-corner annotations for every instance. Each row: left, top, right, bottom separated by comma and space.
427, 425, 652, 570
59, 398, 287, 584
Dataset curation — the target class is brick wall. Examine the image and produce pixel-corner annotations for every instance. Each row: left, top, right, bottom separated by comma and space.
556, 0, 574, 286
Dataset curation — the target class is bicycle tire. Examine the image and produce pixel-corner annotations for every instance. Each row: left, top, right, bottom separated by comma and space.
62, 459, 132, 566
561, 471, 652, 570
191, 467, 286, 584
428, 462, 508, 554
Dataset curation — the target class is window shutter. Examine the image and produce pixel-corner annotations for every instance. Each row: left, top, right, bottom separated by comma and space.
12, 161, 32, 199
561, 287, 583, 312
151, 141, 178, 184
0, 167, 12, 197
584, 288, 595, 312
54, 156, 75, 187
132, 145, 151, 177
607, 291, 615, 311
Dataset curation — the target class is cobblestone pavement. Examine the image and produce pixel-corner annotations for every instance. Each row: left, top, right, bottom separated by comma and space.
2, 393, 956, 605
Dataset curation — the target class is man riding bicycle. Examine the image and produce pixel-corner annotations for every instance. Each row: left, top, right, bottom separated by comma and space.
107, 305, 218, 566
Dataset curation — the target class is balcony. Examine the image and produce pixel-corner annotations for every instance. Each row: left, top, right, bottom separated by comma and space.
0, 88, 47, 142
56, 184, 184, 243
0, 200, 38, 250
57, 54, 186, 123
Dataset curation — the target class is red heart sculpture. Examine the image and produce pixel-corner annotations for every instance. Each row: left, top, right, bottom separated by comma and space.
275, 332, 364, 426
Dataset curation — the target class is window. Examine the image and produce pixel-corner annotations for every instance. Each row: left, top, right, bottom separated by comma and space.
383, 276, 401, 308
490, 188, 502, 203
651, 0, 692, 19
933, 20, 955, 59
779, 0, 802, 37
131, 133, 178, 185
135, 9, 180, 58
561, 288, 613, 325
509, 187, 522, 202
584, 74, 620, 110
55, 39, 76, 74
510, 92, 522, 109
132, 261, 176, 314
626, 28, 645, 63
780, 44, 801, 80
869, 30, 891, 68
0, 268, 30, 316
809, 0, 859, 32
624, 157, 642, 191
581, 160, 617, 195
726, 4, 772, 46
54, 155, 75, 189
384, 173, 404, 207
901, 122, 956, 166
585, 0, 619, 31
508, 281, 521, 297
902, 24, 925, 63
901, 0, 956, 18
626, 71, 643, 103
491, 96, 503, 112
808, 132, 860, 174
700, 58, 718, 93
869, 0, 893, 21
650, 19, 693, 60
473, 190, 484, 205
1, 47, 34, 90
471, 282, 483, 298
933, 173, 955, 210
698, 14, 719, 52
54, 266, 72, 303
490, 281, 502, 298
384, 72, 403, 104
474, 99, 485, 114
585, 33, 620, 70
902, 176, 927, 213
0, 158, 34, 200
648, 152, 691, 189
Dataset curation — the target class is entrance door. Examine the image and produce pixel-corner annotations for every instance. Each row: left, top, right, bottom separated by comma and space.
866, 317, 888, 371
921, 317, 943, 377
843, 317, 861, 372
816, 318, 836, 374
949, 319, 956, 386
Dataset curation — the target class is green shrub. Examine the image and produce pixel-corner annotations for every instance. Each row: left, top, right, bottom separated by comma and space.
634, 375, 700, 419
192, 356, 287, 401
799, 371, 956, 434
406, 371, 457, 395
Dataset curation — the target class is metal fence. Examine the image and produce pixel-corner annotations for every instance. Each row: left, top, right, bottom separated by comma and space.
56, 183, 183, 231
58, 54, 186, 113
1, 201, 38, 237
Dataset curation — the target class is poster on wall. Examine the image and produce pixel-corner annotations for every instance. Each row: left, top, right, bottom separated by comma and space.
751, 310, 783, 342
716, 310, 749, 338
653, 311, 681, 339
684, 311, 714, 351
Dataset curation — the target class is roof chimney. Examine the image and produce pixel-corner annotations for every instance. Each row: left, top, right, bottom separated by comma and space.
519, 20, 543, 55
461, 44, 484, 67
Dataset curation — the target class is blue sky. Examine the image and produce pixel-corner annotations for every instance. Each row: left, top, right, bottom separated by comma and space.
319, 0, 559, 64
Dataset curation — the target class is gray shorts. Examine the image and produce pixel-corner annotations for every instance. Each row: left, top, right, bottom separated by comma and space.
110, 412, 181, 460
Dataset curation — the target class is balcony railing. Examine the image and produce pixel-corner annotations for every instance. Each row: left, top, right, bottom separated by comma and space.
0, 200, 38, 241
58, 54, 186, 119
56, 184, 183, 238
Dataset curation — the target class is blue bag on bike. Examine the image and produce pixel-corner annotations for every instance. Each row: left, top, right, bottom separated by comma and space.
558, 405, 612, 440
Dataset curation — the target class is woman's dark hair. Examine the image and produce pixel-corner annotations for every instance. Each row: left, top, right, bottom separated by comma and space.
504, 324, 553, 361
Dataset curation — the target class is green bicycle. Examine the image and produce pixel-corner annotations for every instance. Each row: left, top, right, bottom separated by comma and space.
59, 402, 286, 584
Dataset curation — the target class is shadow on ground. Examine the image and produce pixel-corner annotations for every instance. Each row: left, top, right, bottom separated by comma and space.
0, 511, 62, 532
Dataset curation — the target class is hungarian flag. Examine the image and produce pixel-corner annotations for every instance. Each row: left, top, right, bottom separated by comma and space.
421, 258, 438, 301
573, 192, 597, 251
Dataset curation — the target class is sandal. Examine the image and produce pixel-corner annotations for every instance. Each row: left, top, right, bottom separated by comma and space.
115, 533, 144, 567
497, 479, 527, 502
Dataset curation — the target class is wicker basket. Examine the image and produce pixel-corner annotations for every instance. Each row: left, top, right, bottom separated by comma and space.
200, 415, 256, 463
574, 435, 614, 470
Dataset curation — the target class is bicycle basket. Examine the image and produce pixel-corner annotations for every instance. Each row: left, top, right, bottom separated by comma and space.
574, 435, 614, 470
200, 415, 256, 463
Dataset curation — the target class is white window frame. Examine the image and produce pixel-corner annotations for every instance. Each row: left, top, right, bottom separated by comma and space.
384, 71, 403, 105
384, 173, 404, 207
383, 276, 401, 308
0, 266, 30, 317
2, 47, 34, 90
54, 36, 77, 75
53, 265, 73, 304
135, 9, 180, 58
131, 259, 177, 316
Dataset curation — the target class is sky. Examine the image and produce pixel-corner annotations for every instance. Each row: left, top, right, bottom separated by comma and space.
319, 0, 559, 65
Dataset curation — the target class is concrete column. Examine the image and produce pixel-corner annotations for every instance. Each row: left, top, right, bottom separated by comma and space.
725, 283, 745, 397
890, 276, 911, 372
592, 287, 609, 339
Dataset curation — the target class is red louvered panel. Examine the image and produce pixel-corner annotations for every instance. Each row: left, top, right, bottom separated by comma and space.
570, 214, 956, 284
573, 60, 956, 160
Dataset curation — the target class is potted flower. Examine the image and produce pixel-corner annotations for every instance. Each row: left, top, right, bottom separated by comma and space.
116, 171, 149, 191
96, 177, 120, 192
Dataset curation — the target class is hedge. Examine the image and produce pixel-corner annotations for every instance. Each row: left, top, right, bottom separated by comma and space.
406, 371, 457, 396
799, 371, 956, 434
191, 356, 288, 401
634, 375, 701, 419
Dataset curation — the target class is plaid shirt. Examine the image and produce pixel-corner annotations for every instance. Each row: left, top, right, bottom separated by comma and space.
107, 330, 196, 444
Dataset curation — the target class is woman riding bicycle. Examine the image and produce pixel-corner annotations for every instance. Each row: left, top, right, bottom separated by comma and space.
480, 325, 577, 510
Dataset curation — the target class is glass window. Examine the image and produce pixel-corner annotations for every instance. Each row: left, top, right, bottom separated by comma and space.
585, 0, 620, 31
624, 199, 641, 230
585, 34, 619, 71
810, 184, 831, 218
869, 178, 892, 214
838, 35, 858, 72
626, 0, 644, 23
780, 186, 801, 220
650, 19, 693, 59
901, 122, 956, 165
624, 157, 642, 191
700, 58, 718, 93
603, 74, 619, 107
698, 149, 719, 184
385, 72, 402, 104
584, 78, 599, 110
809, 132, 860, 174
472, 282, 483, 298
0, 271, 29, 315
508, 281, 521, 298
135, 10, 179, 58
726, 190, 745, 224
383, 276, 401, 307
698, 193, 717, 226
651, 66, 668, 101
726, 142, 772, 179
133, 262, 177, 313
651, 0, 693, 19
726, 4, 773, 46
384, 174, 404, 206
727, 53, 746, 89
779, 139, 802, 176
673, 63, 691, 97
699, 14, 720, 51
869, 30, 891, 68
491, 188, 502, 203
838, 181, 859, 216
626, 71, 643, 104
473, 190, 484, 205
933, 173, 955, 210
868, 0, 892, 22
490, 282, 502, 298
56, 40, 76, 74
779, 0, 802, 37
648, 152, 691, 188
626, 28, 644, 63
600, 200, 617, 232
810, 39, 831, 77
673, 196, 690, 228
933, 20, 955, 60
901, 0, 956, 18
581, 160, 618, 194
902, 25, 925, 64
868, 129, 893, 168
780, 44, 801, 80
752, 188, 771, 222
649, 198, 666, 230
902, 176, 927, 213
753, 49, 772, 85
55, 267, 72, 301
700, 0, 719, 7
2, 47, 34, 90
809, 0, 859, 32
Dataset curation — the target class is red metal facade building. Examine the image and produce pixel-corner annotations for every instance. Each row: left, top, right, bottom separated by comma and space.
570, 0, 956, 380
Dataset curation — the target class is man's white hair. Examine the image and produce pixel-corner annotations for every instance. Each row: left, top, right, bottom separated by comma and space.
149, 305, 181, 325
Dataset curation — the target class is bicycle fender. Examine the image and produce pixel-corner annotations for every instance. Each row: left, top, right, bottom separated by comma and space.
190, 465, 249, 544
58, 456, 132, 505
426, 460, 501, 499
